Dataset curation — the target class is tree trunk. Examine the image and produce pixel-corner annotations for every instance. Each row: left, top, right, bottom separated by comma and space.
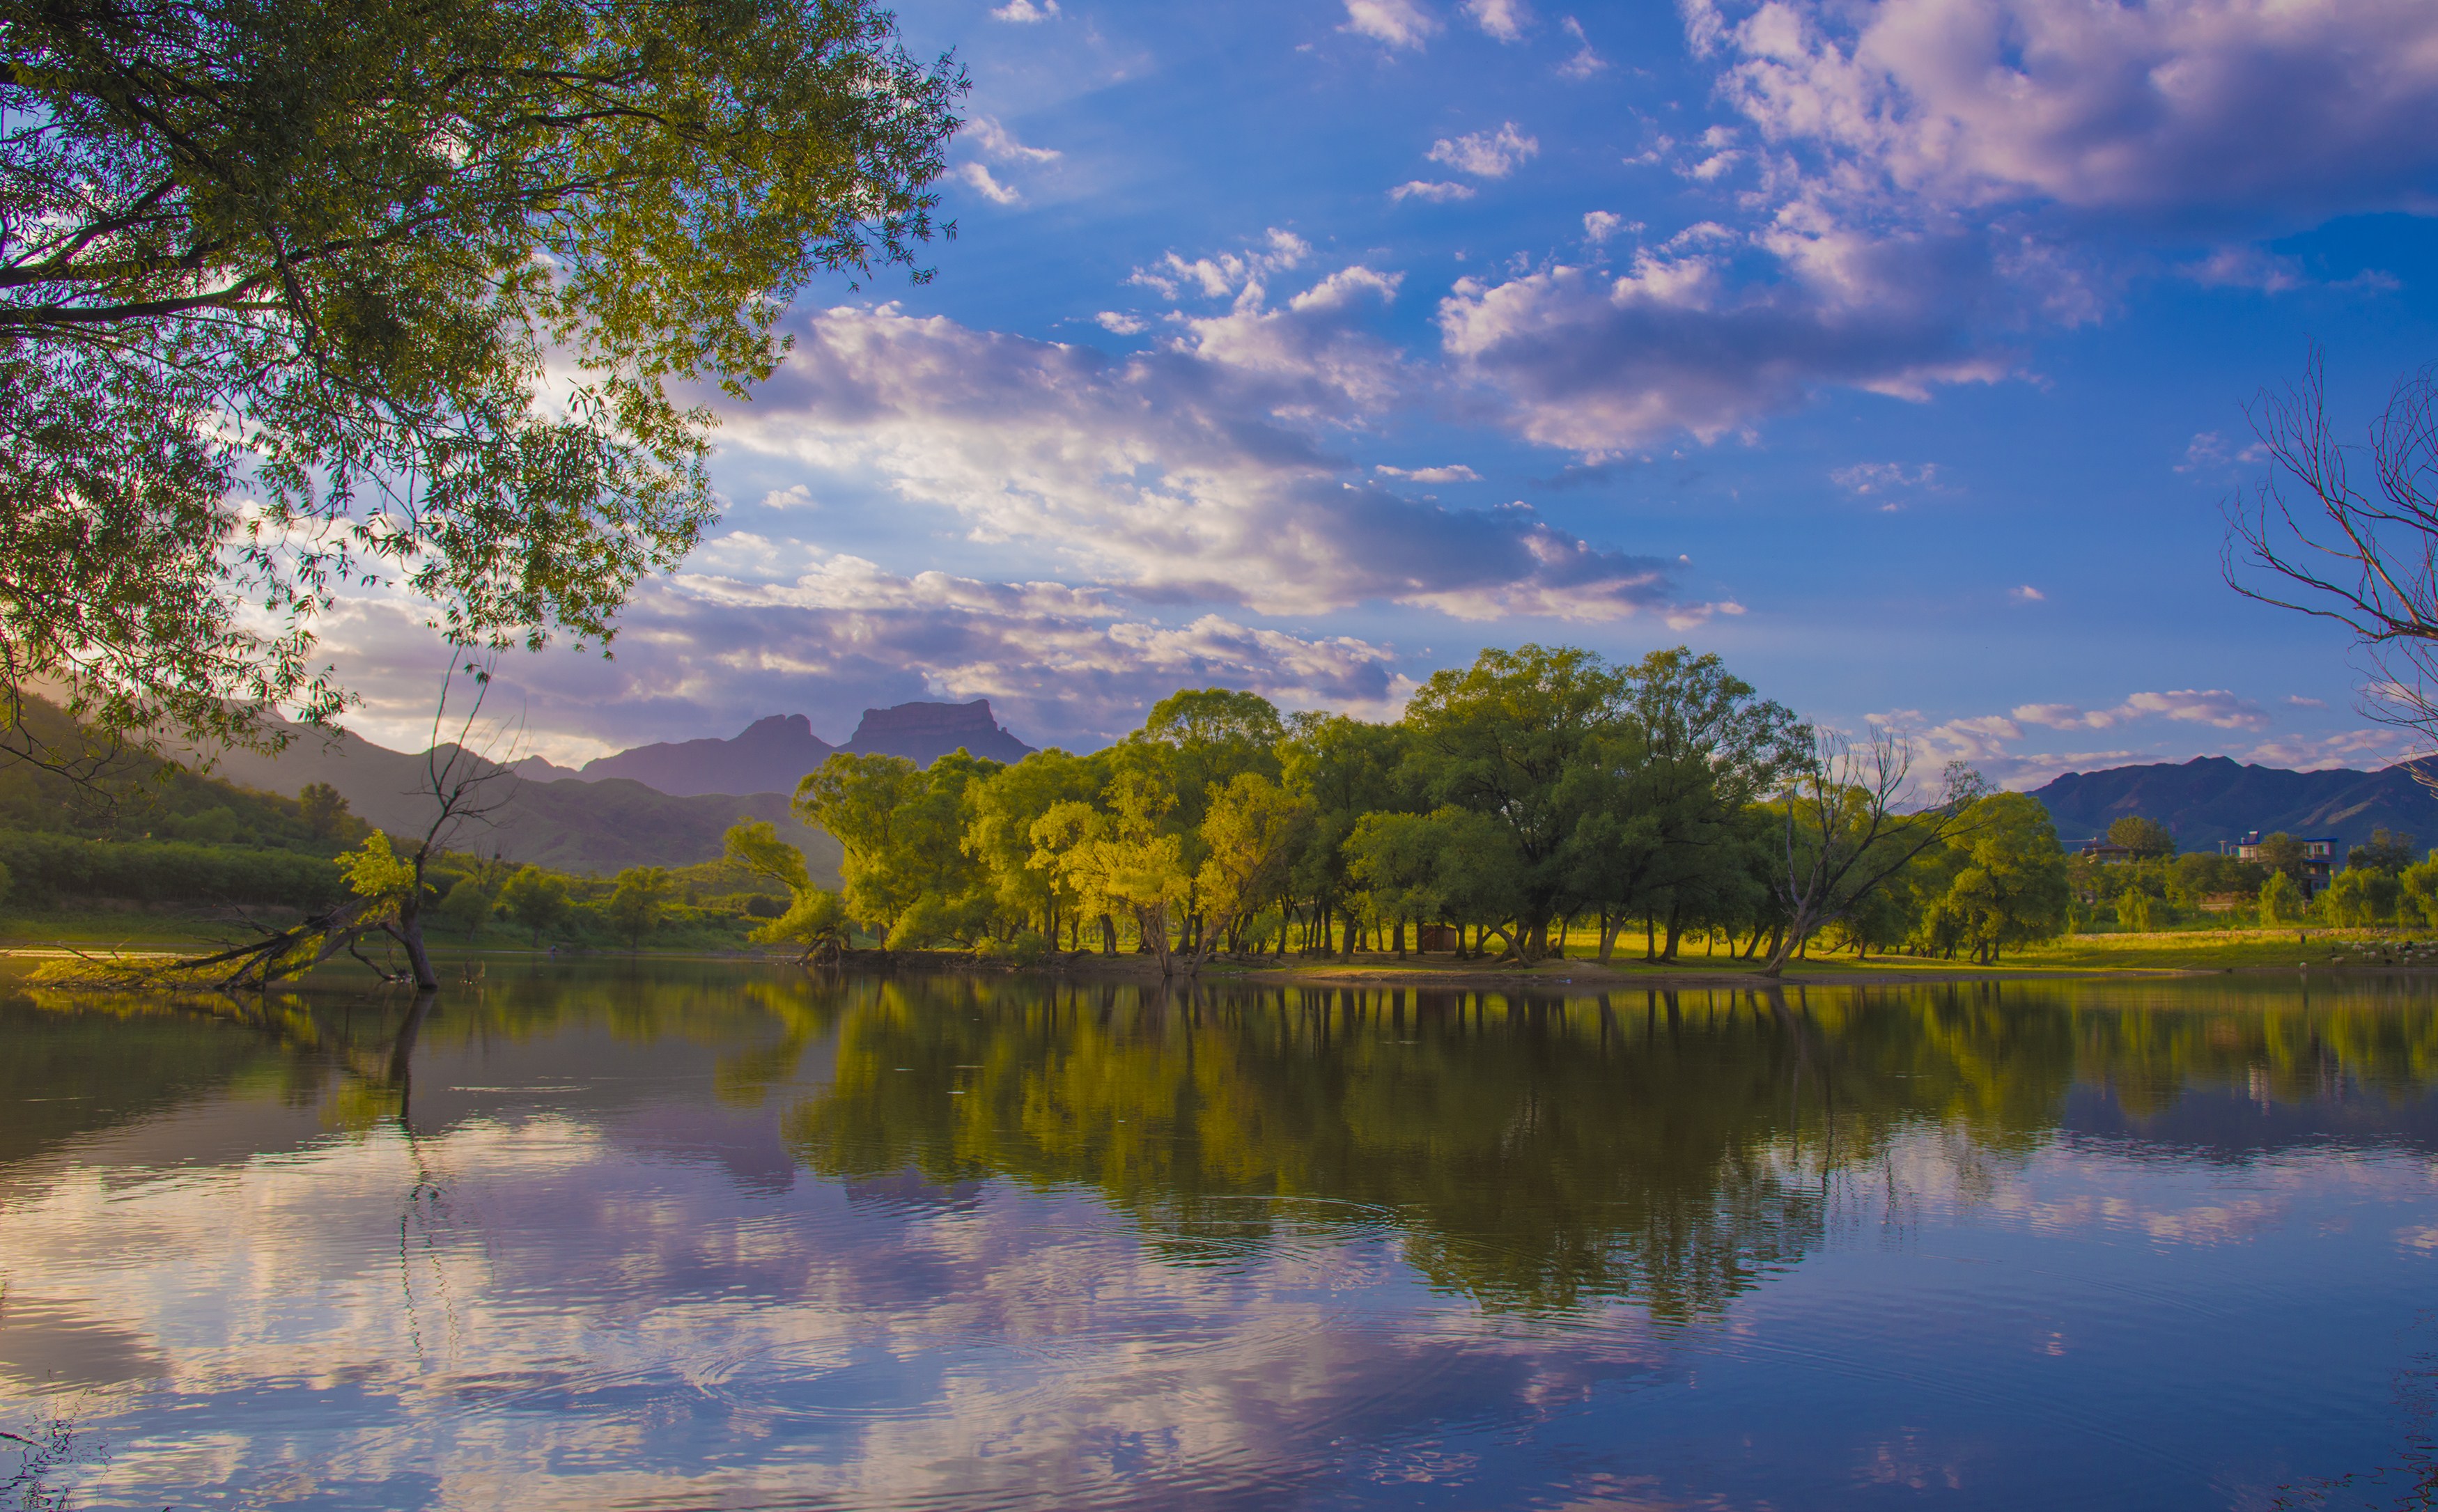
393, 911, 441, 992
1099, 913, 1117, 956
1661, 904, 1684, 962
1597, 912, 1621, 965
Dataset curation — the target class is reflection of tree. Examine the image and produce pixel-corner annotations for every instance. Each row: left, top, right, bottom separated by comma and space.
781, 980, 2438, 1319
780, 985, 1993, 1318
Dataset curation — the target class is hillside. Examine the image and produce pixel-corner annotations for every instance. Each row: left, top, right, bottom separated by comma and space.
2028, 756, 2438, 850
196, 723, 844, 881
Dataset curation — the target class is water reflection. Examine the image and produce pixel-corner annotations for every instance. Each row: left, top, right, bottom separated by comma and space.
1, 967, 2435, 1509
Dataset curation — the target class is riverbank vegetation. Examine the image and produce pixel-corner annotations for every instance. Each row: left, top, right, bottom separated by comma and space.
745, 644, 2072, 978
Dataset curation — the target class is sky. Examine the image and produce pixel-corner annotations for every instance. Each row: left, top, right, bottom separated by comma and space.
328, 0, 2438, 786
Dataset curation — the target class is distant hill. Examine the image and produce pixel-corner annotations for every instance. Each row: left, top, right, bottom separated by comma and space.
511, 699, 1036, 798
199, 724, 843, 882
837, 699, 1034, 767
566, 714, 836, 797
2028, 757, 2438, 850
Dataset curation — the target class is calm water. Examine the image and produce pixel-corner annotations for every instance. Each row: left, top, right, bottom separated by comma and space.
4, 965, 2438, 1511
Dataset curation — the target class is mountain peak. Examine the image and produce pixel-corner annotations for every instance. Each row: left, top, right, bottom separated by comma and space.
839, 699, 1034, 766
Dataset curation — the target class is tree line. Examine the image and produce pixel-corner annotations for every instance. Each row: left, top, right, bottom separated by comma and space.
730, 644, 2076, 976
2078, 816, 2438, 929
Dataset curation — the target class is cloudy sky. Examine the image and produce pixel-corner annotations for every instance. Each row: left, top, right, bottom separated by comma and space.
336, 0, 2438, 785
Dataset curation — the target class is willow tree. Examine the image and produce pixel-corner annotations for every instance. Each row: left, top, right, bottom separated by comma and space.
0, 0, 963, 774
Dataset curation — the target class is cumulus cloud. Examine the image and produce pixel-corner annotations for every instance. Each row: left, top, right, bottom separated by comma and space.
1581, 210, 1631, 244
1390, 180, 1477, 203
1374, 463, 1482, 482
1344, 0, 1440, 49
2012, 690, 2269, 732
1427, 122, 1540, 178
990, 0, 1059, 18
1463, 0, 1529, 42
1095, 311, 1147, 335
715, 302, 1695, 625
1436, 236, 2010, 451
1130, 228, 1310, 300
2010, 585, 2044, 602
1688, 0, 2438, 228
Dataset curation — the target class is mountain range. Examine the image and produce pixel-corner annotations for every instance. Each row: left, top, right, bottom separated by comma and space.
2027, 757, 2438, 851
200, 725, 844, 881
511, 699, 1035, 796
192, 698, 1038, 877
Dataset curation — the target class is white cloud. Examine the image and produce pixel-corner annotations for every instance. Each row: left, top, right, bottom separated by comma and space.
2010, 584, 2044, 602
1437, 241, 2010, 452
1343, 0, 1441, 49
1581, 211, 1626, 244
1095, 311, 1147, 335
1427, 122, 1540, 178
1832, 461, 1939, 495
715, 302, 1695, 625
2246, 728, 2413, 770
970, 117, 1061, 165
320, 558, 1420, 754
2011, 689, 2269, 732
2176, 429, 2269, 474
759, 483, 816, 510
954, 162, 1022, 205
1390, 180, 1477, 203
1558, 15, 1607, 77
1130, 229, 1311, 301
1375, 463, 1482, 483
2285, 695, 2329, 710
990, 0, 1059, 17
1689, 0, 2438, 227
1463, 0, 1530, 42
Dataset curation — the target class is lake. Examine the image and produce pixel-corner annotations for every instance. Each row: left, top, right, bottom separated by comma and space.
3, 962, 2436, 1510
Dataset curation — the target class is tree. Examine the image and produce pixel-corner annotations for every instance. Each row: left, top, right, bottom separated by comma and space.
2254, 832, 2308, 880
1920, 793, 2071, 962
432, 871, 501, 940
795, 751, 996, 941
1562, 648, 1803, 962
2322, 866, 2400, 926
1029, 769, 1191, 974
2107, 816, 2176, 860
1401, 644, 1625, 958
298, 783, 351, 841
1190, 772, 1307, 966
1764, 731, 1986, 977
2259, 870, 2306, 925
2349, 828, 2418, 874
1280, 712, 1411, 956
605, 866, 671, 949
499, 864, 571, 946
0, 0, 964, 774
965, 749, 1106, 947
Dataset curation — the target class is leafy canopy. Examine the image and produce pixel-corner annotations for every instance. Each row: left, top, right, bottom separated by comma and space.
0, 0, 963, 769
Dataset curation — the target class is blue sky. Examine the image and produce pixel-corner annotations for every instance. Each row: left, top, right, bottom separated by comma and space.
334, 0, 2438, 784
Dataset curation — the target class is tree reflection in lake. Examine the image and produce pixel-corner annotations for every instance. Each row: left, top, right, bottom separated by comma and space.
5, 964, 2438, 1511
